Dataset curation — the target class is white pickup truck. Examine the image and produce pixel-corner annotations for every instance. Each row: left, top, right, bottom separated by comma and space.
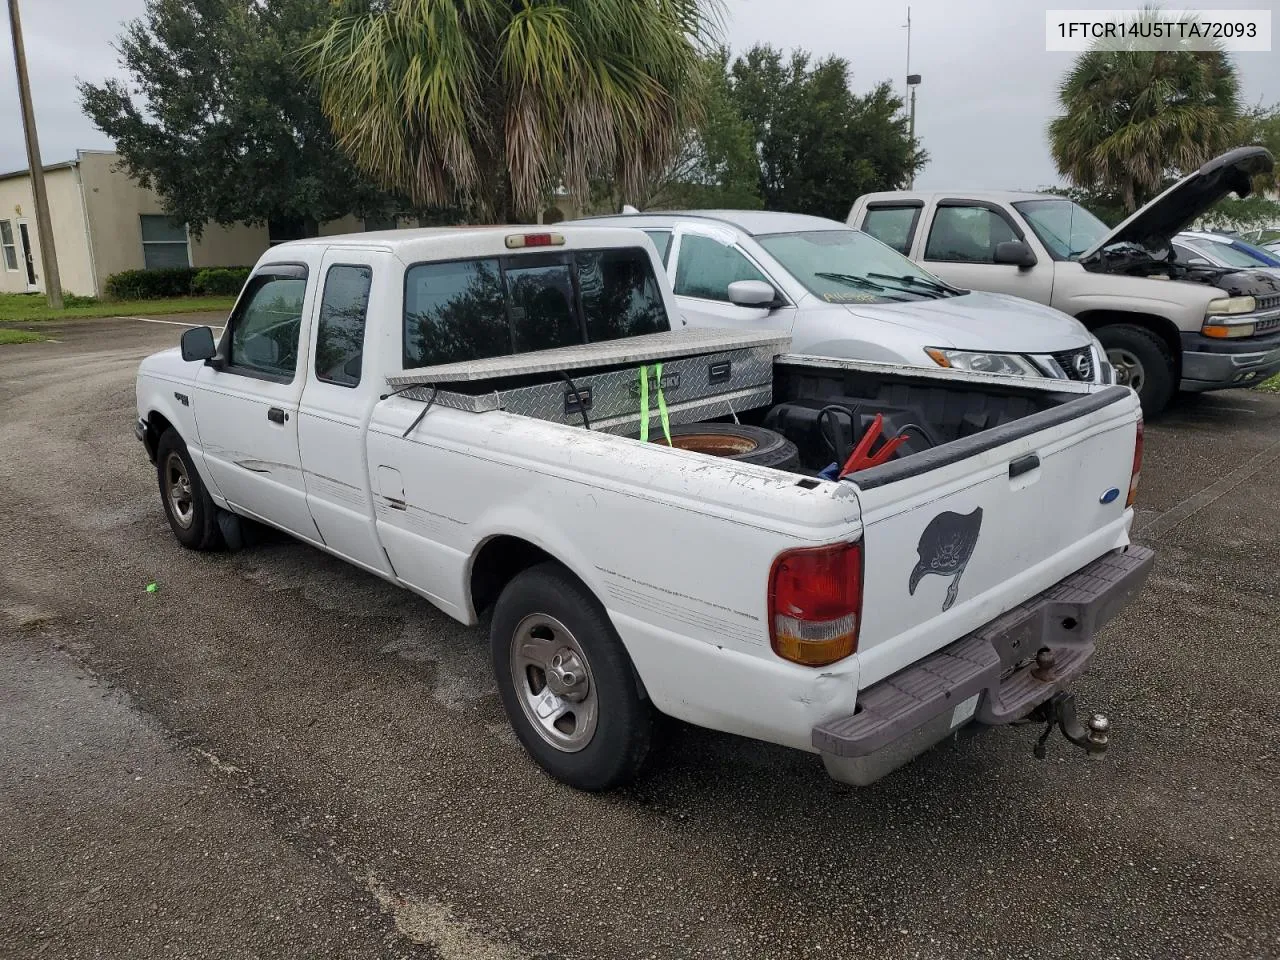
135, 225, 1153, 791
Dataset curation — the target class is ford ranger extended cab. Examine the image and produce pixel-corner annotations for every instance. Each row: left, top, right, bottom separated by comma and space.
850, 147, 1280, 416
135, 225, 1153, 791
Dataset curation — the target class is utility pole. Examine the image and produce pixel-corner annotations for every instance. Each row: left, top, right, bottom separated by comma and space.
6, 0, 62, 309
904, 5, 921, 190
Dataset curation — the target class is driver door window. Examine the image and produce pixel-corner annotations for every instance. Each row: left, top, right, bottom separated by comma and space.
924, 206, 1018, 264
230, 275, 307, 378
673, 234, 767, 302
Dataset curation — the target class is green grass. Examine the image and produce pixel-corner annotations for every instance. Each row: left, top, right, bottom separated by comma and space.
0, 328, 46, 344
1257, 372, 1280, 394
0, 292, 236, 323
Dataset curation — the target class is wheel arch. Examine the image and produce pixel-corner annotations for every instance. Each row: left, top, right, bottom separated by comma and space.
142, 409, 177, 462
1076, 310, 1182, 370
466, 532, 650, 701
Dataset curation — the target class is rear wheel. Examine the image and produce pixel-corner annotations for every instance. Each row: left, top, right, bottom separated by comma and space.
156, 429, 222, 550
491, 563, 652, 790
1096, 324, 1174, 417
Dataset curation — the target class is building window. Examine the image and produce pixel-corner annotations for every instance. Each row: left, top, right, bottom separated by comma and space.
140, 215, 191, 269
1, 220, 18, 272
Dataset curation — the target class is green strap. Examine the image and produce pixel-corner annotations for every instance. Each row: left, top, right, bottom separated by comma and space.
638, 365, 650, 443
654, 362, 672, 446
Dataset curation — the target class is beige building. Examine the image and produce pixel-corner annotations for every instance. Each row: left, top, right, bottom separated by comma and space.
0, 149, 384, 298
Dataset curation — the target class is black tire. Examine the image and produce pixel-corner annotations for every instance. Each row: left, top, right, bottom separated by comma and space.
1096, 324, 1175, 417
491, 562, 652, 791
155, 428, 222, 550
652, 422, 800, 471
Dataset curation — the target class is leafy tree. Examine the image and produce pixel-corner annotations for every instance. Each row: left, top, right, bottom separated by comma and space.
636, 50, 763, 211
1048, 13, 1244, 214
80, 0, 394, 236
305, 0, 719, 222
727, 45, 923, 221
1242, 102, 1280, 195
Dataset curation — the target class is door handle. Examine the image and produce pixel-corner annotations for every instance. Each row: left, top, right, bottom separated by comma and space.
267, 407, 287, 424
1009, 453, 1040, 478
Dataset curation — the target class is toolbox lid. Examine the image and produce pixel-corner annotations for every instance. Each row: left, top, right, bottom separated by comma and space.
386, 328, 791, 386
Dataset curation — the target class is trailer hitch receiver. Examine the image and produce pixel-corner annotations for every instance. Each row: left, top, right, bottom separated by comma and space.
1030, 691, 1110, 760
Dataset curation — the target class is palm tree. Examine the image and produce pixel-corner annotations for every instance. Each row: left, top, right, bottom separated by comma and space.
304, 0, 721, 222
1049, 16, 1244, 213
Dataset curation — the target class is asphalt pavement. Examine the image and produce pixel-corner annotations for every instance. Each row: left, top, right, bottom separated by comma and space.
1, 316, 1277, 959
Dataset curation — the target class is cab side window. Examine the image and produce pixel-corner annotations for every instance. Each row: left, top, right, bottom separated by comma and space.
924, 206, 1018, 264
673, 234, 767, 302
861, 206, 920, 254
229, 271, 308, 378
315, 265, 373, 387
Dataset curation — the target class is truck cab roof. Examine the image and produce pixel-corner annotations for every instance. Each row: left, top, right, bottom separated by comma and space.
262, 224, 659, 264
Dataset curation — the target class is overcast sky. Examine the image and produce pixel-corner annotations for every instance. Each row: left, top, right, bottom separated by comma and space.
1, 0, 1277, 190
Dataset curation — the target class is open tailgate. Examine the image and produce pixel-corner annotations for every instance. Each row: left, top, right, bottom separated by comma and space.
848, 385, 1140, 688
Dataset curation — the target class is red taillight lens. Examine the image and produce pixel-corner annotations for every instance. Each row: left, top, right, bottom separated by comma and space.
768, 542, 863, 666
505, 232, 564, 249
1126, 416, 1143, 507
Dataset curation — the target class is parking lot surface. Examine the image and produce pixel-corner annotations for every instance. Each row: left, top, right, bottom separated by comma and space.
2, 317, 1278, 959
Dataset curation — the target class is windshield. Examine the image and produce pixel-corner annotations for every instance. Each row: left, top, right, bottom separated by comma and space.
1183, 237, 1274, 269
756, 229, 955, 303
1012, 200, 1111, 260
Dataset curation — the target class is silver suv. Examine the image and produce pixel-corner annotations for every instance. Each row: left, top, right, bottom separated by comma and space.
568, 210, 1109, 387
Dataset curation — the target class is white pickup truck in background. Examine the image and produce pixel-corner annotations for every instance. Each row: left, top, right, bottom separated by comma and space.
850, 147, 1280, 416
135, 225, 1153, 791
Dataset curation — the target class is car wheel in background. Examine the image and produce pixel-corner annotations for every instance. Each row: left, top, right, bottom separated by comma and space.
1096, 325, 1174, 417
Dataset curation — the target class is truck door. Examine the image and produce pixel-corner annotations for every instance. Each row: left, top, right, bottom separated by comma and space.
296, 250, 395, 576
917, 201, 1055, 305
193, 262, 321, 541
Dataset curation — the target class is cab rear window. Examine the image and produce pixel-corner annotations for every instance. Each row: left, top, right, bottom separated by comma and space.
403, 247, 667, 369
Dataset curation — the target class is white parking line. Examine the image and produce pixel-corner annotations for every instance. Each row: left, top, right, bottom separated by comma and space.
133, 317, 210, 327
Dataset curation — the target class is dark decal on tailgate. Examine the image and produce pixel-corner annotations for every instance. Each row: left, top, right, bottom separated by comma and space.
909, 507, 983, 611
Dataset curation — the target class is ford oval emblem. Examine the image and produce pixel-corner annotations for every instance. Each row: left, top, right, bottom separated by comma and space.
1100, 487, 1120, 504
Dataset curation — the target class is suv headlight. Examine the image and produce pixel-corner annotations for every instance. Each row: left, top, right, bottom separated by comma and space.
925, 348, 1044, 378
1204, 296, 1259, 338
1206, 296, 1257, 316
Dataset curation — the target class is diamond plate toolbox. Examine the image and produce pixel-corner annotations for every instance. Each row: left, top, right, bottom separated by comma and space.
399, 342, 783, 435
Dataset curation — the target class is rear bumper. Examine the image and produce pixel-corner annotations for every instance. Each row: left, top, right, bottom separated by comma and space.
813, 544, 1155, 785
1179, 331, 1280, 391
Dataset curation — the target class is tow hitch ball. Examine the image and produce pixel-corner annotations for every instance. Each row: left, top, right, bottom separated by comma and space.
1030, 692, 1110, 760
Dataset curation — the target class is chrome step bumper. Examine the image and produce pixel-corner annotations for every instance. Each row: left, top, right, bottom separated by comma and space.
813, 544, 1155, 785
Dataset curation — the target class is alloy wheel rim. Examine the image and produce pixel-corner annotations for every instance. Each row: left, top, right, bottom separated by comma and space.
1106, 347, 1146, 394
164, 452, 195, 529
509, 613, 599, 753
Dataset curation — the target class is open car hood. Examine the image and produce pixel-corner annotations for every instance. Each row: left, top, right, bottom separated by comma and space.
1080, 146, 1275, 260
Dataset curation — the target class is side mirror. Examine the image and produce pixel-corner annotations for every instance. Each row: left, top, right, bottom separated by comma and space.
180, 325, 217, 362
993, 240, 1037, 269
727, 279, 779, 308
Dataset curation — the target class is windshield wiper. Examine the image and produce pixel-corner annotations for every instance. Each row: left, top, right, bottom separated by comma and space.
865, 272, 959, 297
814, 271, 886, 291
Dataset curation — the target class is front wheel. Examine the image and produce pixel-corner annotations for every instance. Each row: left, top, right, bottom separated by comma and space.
491, 563, 652, 790
1096, 324, 1175, 417
155, 428, 222, 550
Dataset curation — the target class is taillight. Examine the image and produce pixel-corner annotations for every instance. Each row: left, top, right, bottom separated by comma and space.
1126, 415, 1143, 507
768, 542, 862, 666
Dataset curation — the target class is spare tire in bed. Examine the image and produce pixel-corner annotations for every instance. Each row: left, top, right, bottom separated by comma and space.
649, 423, 800, 471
